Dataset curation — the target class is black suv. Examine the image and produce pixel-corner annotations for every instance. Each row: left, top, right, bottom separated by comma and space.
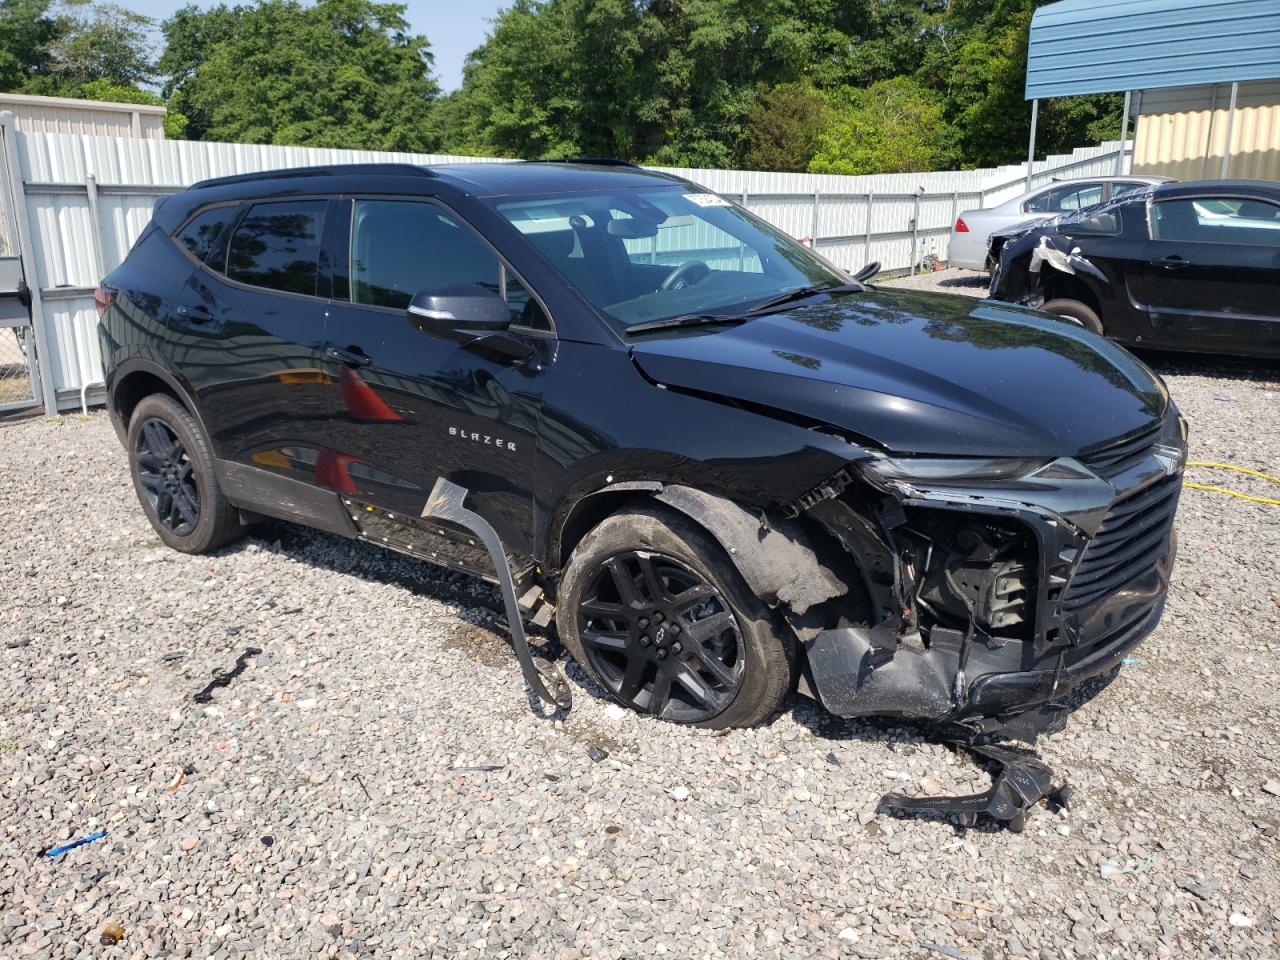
98, 161, 1186, 737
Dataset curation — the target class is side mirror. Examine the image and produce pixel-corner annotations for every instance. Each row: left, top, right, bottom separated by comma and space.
407, 284, 511, 340
852, 261, 881, 283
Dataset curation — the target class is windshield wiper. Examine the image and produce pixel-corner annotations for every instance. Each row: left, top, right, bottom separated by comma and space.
745, 282, 863, 316
625, 313, 749, 335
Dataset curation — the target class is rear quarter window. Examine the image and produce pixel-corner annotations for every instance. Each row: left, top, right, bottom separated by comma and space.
226, 199, 329, 296
173, 204, 240, 266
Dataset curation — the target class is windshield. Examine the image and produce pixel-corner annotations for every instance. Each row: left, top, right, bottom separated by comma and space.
486, 186, 846, 331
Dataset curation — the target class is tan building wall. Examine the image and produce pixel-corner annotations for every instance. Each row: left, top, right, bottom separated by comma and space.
1133, 81, 1280, 181
0, 92, 165, 140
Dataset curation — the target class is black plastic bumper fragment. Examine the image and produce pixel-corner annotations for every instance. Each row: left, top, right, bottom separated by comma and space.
423, 478, 571, 713
878, 739, 1071, 832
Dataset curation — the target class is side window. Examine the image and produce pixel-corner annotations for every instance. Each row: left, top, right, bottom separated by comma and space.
349, 199, 548, 330
174, 204, 239, 266
1110, 182, 1149, 200
226, 199, 328, 296
1025, 183, 1103, 214
1151, 197, 1280, 246
615, 209, 763, 273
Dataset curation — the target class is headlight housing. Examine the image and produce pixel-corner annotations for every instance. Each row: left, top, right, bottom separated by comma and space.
861, 456, 1050, 485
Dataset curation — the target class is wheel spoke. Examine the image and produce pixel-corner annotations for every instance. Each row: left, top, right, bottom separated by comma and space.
136, 450, 166, 472
635, 554, 666, 603
581, 628, 628, 652
694, 649, 738, 688
648, 669, 673, 715
606, 558, 641, 607
671, 582, 714, 612
138, 473, 166, 493
685, 609, 734, 645
580, 597, 626, 620
142, 420, 173, 460
616, 655, 648, 702
674, 663, 725, 711
172, 489, 199, 528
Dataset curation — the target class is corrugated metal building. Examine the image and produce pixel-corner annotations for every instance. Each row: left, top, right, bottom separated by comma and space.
0, 92, 166, 140
1025, 0, 1280, 181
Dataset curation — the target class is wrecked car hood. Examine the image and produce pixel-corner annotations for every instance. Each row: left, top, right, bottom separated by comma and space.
630, 290, 1167, 457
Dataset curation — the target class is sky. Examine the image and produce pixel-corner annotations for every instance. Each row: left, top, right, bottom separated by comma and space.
123, 0, 509, 92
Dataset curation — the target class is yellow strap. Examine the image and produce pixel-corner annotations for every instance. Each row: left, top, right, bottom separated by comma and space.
1182, 461, 1280, 506
1186, 460, 1280, 485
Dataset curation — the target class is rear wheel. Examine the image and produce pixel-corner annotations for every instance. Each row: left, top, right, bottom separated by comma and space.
127, 393, 243, 554
1043, 298, 1103, 335
558, 505, 795, 729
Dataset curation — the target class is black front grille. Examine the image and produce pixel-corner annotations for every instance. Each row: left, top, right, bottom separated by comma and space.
1062, 472, 1181, 614
1079, 422, 1163, 478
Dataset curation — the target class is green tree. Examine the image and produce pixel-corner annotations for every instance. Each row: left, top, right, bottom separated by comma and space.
160, 0, 440, 150
0, 0, 64, 91
809, 77, 956, 175
42, 1, 152, 90
743, 81, 831, 172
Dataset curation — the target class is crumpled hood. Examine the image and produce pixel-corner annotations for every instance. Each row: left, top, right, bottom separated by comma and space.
630, 289, 1167, 457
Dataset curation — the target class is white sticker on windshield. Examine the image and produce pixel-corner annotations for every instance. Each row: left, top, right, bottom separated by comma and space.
683, 193, 731, 207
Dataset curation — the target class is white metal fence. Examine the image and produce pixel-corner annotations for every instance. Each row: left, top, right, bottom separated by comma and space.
0, 113, 1129, 413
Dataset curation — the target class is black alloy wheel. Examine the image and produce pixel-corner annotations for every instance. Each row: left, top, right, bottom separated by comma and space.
134, 417, 200, 536
576, 550, 745, 722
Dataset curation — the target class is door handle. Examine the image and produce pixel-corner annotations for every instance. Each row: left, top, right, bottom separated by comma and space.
1152, 255, 1191, 270
176, 303, 213, 322
326, 346, 373, 368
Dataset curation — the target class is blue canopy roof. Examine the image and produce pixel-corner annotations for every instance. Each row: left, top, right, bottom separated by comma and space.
1026, 0, 1280, 100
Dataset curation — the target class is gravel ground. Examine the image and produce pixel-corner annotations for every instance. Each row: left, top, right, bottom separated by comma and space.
881, 267, 991, 298
2, 347, 1279, 959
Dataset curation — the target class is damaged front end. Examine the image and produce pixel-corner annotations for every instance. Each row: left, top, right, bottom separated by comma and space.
783, 411, 1187, 744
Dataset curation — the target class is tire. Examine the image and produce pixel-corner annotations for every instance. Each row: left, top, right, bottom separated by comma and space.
557, 504, 795, 729
127, 393, 244, 554
1042, 298, 1103, 335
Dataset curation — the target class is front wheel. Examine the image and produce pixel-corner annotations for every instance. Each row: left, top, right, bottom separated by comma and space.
1043, 298, 1103, 335
557, 505, 795, 729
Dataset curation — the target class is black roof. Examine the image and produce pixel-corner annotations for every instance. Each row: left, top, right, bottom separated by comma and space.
188, 160, 682, 199
1152, 179, 1280, 200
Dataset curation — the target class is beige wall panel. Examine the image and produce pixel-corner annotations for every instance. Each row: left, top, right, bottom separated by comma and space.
1134, 81, 1280, 180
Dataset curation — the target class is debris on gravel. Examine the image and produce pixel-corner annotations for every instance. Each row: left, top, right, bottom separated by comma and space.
2, 347, 1278, 958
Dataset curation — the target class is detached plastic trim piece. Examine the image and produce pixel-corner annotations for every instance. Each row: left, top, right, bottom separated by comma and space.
422, 478, 571, 712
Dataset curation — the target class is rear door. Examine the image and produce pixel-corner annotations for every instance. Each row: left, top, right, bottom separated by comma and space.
1140, 194, 1280, 352
176, 198, 337, 482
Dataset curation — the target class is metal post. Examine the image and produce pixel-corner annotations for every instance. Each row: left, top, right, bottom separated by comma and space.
1201, 84, 1220, 179
1220, 81, 1239, 179
1129, 90, 1144, 174
84, 174, 107, 281
810, 190, 820, 247
1026, 99, 1039, 190
1115, 91, 1131, 176
949, 191, 959, 265
864, 192, 873, 266
0, 111, 56, 413
910, 190, 921, 276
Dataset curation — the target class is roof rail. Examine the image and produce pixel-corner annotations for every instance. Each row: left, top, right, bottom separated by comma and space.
538, 157, 642, 169
191, 163, 436, 191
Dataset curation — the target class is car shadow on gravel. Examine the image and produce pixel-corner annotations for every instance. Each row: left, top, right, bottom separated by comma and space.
1133, 349, 1280, 385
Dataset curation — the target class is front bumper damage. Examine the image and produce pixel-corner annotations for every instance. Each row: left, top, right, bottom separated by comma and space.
788, 410, 1187, 744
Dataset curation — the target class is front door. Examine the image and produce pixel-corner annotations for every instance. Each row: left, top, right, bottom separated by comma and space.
317, 197, 556, 558
1141, 194, 1280, 353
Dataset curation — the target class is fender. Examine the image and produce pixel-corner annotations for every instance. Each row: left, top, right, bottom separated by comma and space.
107, 357, 211, 446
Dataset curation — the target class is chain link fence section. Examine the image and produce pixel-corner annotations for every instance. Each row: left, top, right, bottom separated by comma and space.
0, 320, 37, 412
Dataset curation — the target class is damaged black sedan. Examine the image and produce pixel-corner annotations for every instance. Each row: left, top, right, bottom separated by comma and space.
990, 179, 1280, 359
98, 160, 1186, 742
